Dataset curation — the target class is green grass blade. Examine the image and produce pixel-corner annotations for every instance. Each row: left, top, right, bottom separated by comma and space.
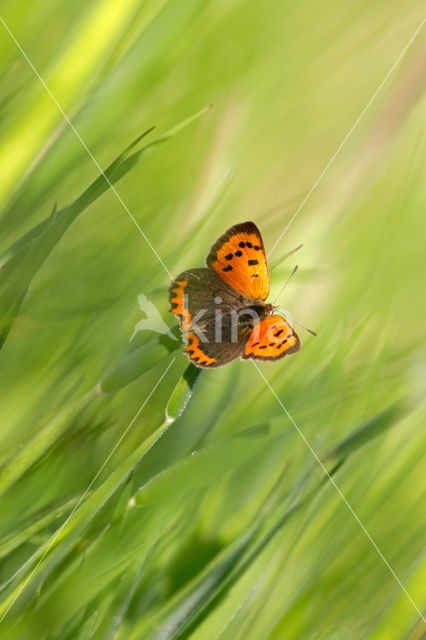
0, 336, 182, 501
0, 107, 209, 348
327, 403, 404, 462
0, 361, 196, 618
12, 423, 281, 629
165, 364, 202, 422
0, 388, 98, 498
134, 422, 278, 507
132, 479, 322, 639
99, 335, 181, 395
0, 496, 80, 559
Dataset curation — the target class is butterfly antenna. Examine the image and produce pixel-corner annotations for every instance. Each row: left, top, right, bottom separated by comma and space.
269, 243, 304, 272
272, 265, 299, 305
294, 319, 318, 337
277, 308, 318, 337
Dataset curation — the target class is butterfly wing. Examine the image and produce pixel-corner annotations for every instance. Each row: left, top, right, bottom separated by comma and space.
206, 221, 270, 301
242, 314, 300, 361
169, 268, 250, 368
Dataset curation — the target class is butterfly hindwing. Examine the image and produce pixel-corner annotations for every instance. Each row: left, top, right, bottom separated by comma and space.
242, 314, 300, 361
206, 221, 270, 301
169, 268, 251, 368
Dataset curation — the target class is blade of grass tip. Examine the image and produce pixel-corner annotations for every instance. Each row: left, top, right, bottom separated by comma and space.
326, 402, 404, 462
0, 387, 99, 498
165, 364, 202, 423
143, 104, 213, 148
48, 105, 213, 220
0, 106, 211, 348
0, 362, 199, 618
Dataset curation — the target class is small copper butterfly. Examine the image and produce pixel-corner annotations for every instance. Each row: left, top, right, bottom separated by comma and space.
169, 221, 300, 368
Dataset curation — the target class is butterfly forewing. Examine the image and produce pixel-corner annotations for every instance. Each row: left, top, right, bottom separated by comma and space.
242, 314, 300, 361
206, 221, 270, 301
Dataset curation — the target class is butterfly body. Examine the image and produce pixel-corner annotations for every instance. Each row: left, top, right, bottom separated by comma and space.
169, 222, 300, 368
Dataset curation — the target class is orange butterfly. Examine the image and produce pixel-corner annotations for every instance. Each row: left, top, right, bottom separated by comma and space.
169, 221, 300, 368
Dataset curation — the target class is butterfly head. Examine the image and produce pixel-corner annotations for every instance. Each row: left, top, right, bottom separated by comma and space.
263, 302, 275, 316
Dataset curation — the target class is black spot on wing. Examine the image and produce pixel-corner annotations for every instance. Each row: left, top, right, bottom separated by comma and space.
223, 265, 233, 272
248, 259, 259, 266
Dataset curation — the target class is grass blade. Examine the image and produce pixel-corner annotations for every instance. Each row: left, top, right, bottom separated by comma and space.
327, 403, 404, 462
99, 335, 181, 395
0, 389, 98, 498
0, 360, 196, 618
166, 364, 202, 423
0, 107, 210, 348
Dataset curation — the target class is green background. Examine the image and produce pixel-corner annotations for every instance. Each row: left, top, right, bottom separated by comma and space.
0, 1, 425, 638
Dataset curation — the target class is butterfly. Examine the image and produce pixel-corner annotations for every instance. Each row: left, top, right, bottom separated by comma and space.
169, 221, 300, 368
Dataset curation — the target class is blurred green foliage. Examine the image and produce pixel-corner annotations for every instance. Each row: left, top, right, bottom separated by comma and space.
0, 1, 425, 638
